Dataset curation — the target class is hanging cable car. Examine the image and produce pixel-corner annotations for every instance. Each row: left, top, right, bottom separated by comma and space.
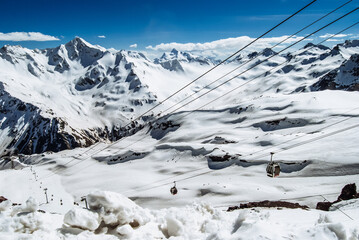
170, 181, 178, 195
266, 152, 280, 178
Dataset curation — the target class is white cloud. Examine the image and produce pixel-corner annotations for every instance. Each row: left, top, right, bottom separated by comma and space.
130, 43, 138, 48
146, 36, 305, 52
326, 39, 344, 42
319, 33, 351, 38
0, 32, 59, 41
98, 35, 106, 38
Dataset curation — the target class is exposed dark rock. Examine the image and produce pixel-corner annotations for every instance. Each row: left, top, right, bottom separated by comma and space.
126, 70, 142, 92
316, 183, 359, 211
316, 201, 332, 211
262, 48, 276, 57
227, 200, 309, 212
208, 154, 232, 162
202, 136, 236, 144
253, 117, 320, 132
281, 65, 294, 74
0, 196, 7, 203
311, 54, 359, 91
337, 183, 358, 201
248, 51, 258, 59
101, 150, 149, 164
75, 77, 101, 91
159, 59, 184, 72
150, 120, 181, 140
0, 83, 144, 155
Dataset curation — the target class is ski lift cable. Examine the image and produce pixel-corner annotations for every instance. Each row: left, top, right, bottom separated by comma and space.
38, 7, 359, 179
320, 195, 354, 221
277, 123, 359, 153
171, 21, 359, 161
245, 111, 359, 161
126, 0, 318, 125
121, 107, 359, 195
168, 20, 359, 122
39, 19, 359, 180
164, 7, 359, 117
160, 0, 353, 115
41, 26, 358, 183
41, 69, 359, 180
126, 123, 359, 196
65, 0, 319, 161
74, 7, 359, 166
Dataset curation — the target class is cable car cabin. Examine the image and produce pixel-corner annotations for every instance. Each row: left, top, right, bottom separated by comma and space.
170, 182, 178, 195
266, 162, 280, 178
170, 186, 178, 195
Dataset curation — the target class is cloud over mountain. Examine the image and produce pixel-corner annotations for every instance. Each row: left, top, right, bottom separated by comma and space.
0, 32, 59, 41
146, 35, 305, 52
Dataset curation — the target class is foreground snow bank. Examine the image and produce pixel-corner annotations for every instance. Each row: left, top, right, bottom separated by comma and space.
64, 191, 152, 237
1, 191, 359, 239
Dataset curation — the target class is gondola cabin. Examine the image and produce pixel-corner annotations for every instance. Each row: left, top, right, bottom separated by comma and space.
170, 181, 178, 195
266, 162, 280, 177
266, 152, 280, 178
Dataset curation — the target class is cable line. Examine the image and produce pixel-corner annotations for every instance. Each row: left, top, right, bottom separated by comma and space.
165, 7, 359, 117
126, 123, 359, 195
39, 20, 359, 180
121, 107, 359, 194
128, 0, 318, 125
114, 22, 359, 193
161, 0, 353, 115
320, 195, 354, 221
70, 0, 317, 159
245, 109, 359, 160
40, 14, 359, 178
69, 3, 359, 167
63, 0, 319, 165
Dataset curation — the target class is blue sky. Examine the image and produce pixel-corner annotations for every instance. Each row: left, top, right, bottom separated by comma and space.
1, 0, 358, 56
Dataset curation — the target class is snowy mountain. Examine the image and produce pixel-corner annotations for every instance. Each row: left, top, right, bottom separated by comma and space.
154, 48, 216, 71
1, 38, 359, 156
311, 53, 359, 91
0, 38, 162, 154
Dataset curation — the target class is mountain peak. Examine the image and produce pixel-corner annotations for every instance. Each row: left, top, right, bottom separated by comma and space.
303, 43, 315, 49
303, 42, 330, 51
342, 39, 359, 48
58, 37, 106, 67
171, 48, 179, 55
262, 48, 276, 57
66, 37, 94, 49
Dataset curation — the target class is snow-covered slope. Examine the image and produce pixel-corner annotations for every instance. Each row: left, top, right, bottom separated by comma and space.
1, 38, 359, 239
1, 38, 359, 155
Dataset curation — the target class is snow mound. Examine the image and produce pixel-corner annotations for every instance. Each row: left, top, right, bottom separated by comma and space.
87, 190, 151, 226
0, 197, 57, 236
64, 207, 100, 231
63, 191, 152, 235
